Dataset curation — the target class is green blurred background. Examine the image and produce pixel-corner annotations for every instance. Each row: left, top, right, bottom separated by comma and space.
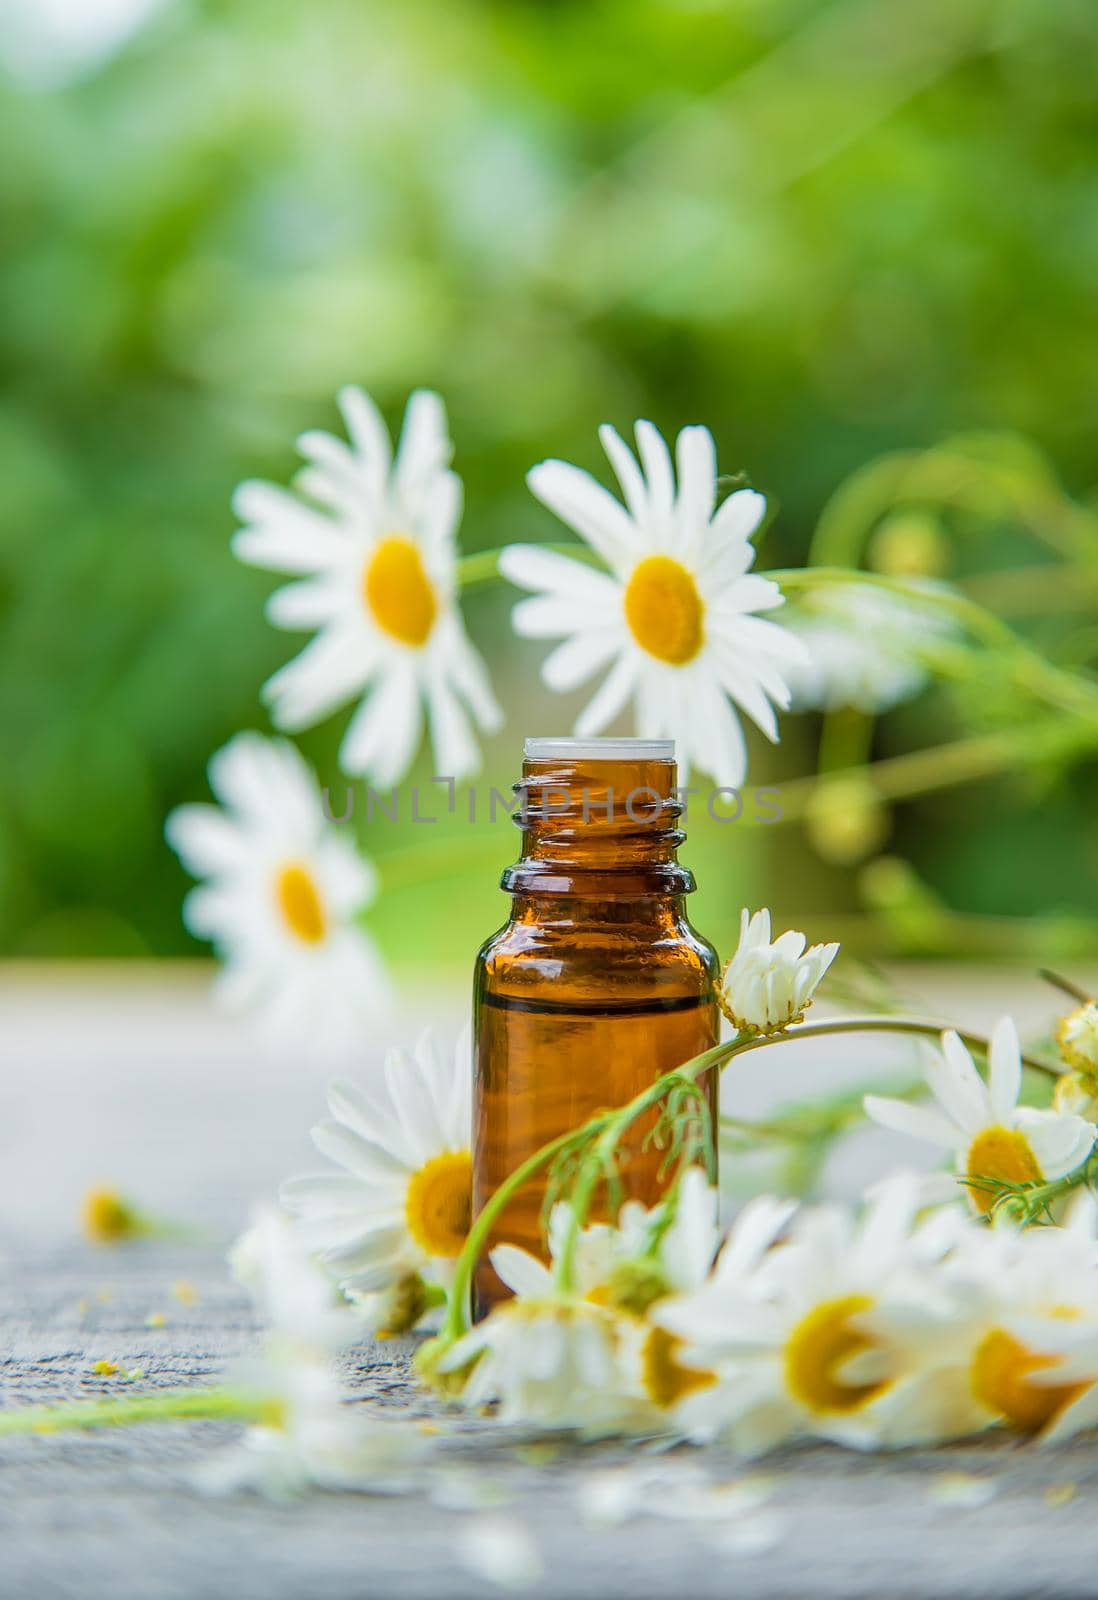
3, 0, 1098, 977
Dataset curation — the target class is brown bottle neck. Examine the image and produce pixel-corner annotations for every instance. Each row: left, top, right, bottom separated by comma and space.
501, 756, 695, 900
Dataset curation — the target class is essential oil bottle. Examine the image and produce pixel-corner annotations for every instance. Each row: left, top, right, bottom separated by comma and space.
472, 737, 720, 1313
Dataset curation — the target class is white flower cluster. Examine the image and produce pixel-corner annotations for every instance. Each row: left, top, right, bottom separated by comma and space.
434, 1171, 1098, 1454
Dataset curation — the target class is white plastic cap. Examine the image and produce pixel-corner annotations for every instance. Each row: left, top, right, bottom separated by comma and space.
523, 737, 675, 761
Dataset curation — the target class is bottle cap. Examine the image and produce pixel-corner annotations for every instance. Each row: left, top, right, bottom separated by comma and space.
523, 737, 675, 760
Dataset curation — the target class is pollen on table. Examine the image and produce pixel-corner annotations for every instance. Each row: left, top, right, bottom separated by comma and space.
1045, 1482, 1077, 1508
172, 1280, 199, 1306
146, 1311, 167, 1328
92, 1360, 119, 1377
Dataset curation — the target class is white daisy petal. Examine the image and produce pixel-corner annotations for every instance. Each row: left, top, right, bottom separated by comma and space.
988, 1016, 1022, 1125
633, 420, 674, 532
339, 663, 422, 785
863, 1095, 961, 1152
526, 460, 638, 570
490, 1245, 554, 1299
574, 655, 639, 738
394, 389, 452, 503
598, 424, 649, 525
164, 805, 246, 877
674, 426, 716, 547
541, 631, 623, 692
1016, 1109, 1096, 1181
232, 482, 353, 574
263, 630, 374, 731
337, 385, 391, 480
709, 488, 766, 547
931, 1032, 993, 1135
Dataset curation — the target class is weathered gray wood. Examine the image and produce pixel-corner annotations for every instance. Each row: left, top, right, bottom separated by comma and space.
2, 967, 1096, 1598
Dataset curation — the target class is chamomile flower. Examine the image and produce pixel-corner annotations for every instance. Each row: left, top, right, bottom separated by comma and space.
166, 733, 389, 1051
280, 1028, 472, 1305
233, 386, 502, 785
1057, 1001, 1098, 1079
437, 1247, 648, 1436
500, 421, 806, 786
864, 1019, 1096, 1216
476, 1171, 726, 1425
854, 1194, 1098, 1447
933, 1195, 1098, 1440
656, 1177, 975, 1454
719, 908, 839, 1036
208, 1210, 417, 1498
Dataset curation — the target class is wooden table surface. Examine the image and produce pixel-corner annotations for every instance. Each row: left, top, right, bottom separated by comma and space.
2, 963, 1095, 1599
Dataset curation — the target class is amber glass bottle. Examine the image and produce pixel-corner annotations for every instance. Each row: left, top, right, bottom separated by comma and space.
472, 737, 720, 1313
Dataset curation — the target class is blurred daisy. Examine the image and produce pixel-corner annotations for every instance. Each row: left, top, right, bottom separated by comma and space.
166, 733, 389, 1050
281, 1029, 472, 1304
437, 1247, 647, 1435
782, 584, 953, 714
233, 386, 502, 785
208, 1209, 417, 1498
864, 1019, 1095, 1216
719, 908, 839, 1036
500, 421, 806, 786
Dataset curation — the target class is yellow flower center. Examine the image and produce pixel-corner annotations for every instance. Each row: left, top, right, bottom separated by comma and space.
405, 1150, 473, 1258
640, 1326, 716, 1410
783, 1293, 889, 1415
965, 1126, 1042, 1215
274, 863, 327, 945
363, 535, 438, 647
970, 1327, 1087, 1433
623, 555, 704, 665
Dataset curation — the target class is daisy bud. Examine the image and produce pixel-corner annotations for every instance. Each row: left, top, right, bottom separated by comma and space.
868, 511, 950, 580
1053, 1070, 1098, 1124
1057, 1002, 1098, 1083
805, 776, 890, 867
82, 1187, 141, 1244
719, 909, 839, 1037
989, 1193, 1031, 1231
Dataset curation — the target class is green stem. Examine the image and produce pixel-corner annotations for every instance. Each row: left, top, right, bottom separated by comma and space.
552, 1069, 721, 1293
1039, 969, 1094, 1006
441, 1121, 612, 1343
724, 1014, 1061, 1077
968, 1148, 1098, 1224
0, 1387, 268, 1438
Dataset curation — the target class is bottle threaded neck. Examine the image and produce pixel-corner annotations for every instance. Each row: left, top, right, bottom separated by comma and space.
502, 749, 695, 898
